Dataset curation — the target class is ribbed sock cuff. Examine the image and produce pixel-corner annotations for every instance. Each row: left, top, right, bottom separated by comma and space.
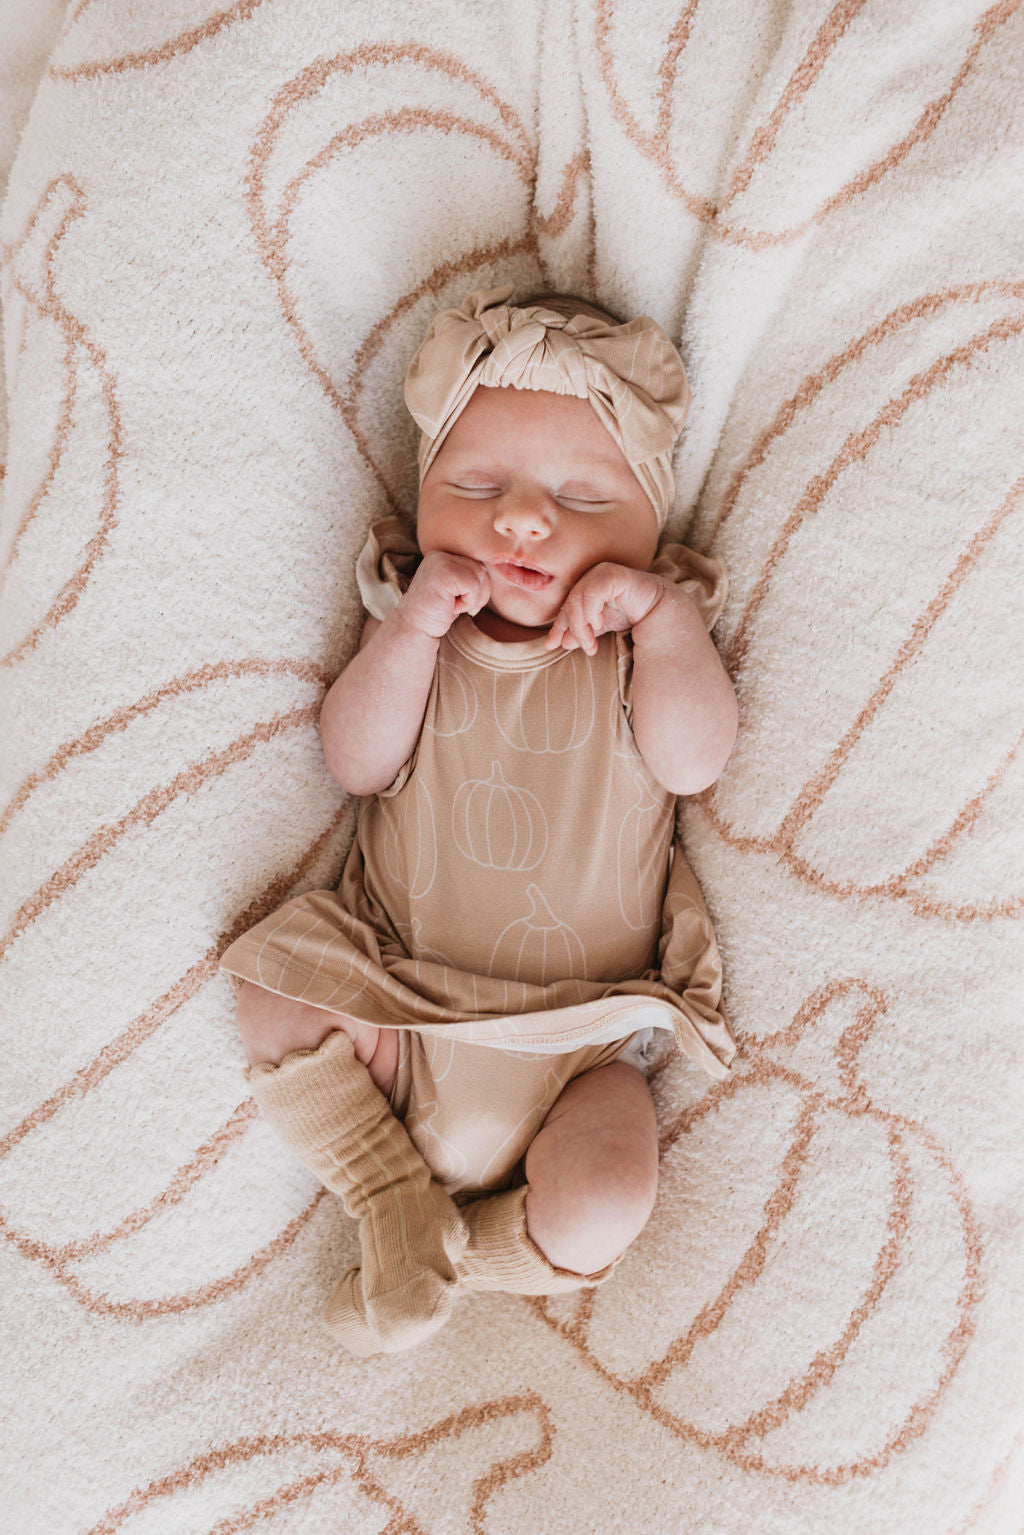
456, 1185, 615, 1295
247, 1028, 392, 1159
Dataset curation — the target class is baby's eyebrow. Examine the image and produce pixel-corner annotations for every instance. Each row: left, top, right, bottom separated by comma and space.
446, 467, 501, 482
558, 482, 610, 496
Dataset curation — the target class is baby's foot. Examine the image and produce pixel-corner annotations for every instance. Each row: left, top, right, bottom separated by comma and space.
323, 1181, 468, 1355
324, 1262, 456, 1356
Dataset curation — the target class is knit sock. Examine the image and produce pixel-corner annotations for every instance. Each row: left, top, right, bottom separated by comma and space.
455, 1184, 616, 1295
248, 1029, 467, 1356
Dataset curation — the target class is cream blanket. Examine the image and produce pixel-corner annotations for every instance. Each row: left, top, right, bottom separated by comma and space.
1, 3, 1022, 1532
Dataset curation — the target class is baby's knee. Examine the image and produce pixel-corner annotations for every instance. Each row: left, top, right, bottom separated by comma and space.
584, 1160, 658, 1256
235, 981, 285, 1063
236, 980, 276, 1038
235, 982, 337, 1068
529, 1161, 657, 1276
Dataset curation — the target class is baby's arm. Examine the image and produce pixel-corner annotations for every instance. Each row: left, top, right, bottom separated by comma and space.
547, 563, 737, 796
630, 583, 737, 795
320, 552, 490, 796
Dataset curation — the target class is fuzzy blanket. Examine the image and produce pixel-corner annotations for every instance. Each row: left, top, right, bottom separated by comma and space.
2, 3, 1022, 1532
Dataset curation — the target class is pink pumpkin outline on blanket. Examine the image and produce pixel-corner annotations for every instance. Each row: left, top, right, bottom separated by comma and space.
82, 1392, 555, 1535
0, 176, 123, 668
531, 979, 983, 1485
0, 661, 355, 1317
50, 0, 271, 81
698, 282, 1024, 919
245, 44, 598, 515
594, 0, 1021, 247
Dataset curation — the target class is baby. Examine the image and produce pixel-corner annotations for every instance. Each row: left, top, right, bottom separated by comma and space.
220, 286, 738, 1355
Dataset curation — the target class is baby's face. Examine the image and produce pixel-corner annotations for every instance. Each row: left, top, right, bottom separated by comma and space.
417, 386, 660, 637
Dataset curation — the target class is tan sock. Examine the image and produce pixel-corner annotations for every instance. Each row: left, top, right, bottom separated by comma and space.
455, 1184, 616, 1295
248, 1030, 467, 1356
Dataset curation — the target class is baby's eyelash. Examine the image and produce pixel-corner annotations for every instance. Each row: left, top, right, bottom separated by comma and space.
447, 484, 610, 507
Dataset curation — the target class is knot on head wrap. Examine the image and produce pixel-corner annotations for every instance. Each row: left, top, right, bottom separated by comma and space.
403, 285, 691, 529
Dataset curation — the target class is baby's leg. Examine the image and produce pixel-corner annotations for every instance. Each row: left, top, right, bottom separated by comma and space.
522, 1062, 659, 1275
235, 980, 397, 1092
234, 982, 461, 1354
455, 1061, 659, 1297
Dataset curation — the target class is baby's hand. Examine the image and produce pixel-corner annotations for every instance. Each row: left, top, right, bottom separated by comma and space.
397, 551, 491, 639
545, 563, 666, 655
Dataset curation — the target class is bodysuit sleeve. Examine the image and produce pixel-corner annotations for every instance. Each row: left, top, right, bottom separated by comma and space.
651, 541, 728, 629
355, 516, 422, 619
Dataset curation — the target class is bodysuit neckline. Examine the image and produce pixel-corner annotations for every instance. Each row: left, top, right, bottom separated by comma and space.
446, 614, 584, 672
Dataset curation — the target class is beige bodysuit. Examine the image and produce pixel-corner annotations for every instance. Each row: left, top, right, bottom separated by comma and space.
221, 521, 736, 1195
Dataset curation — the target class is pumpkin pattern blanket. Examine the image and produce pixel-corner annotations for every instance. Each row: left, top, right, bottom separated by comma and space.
1, 2, 1022, 1533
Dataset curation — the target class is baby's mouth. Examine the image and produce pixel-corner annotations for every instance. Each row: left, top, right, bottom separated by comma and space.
491, 560, 553, 591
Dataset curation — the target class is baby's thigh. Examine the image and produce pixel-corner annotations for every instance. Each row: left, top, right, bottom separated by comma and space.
534, 1059, 658, 1163
235, 981, 398, 1093
522, 1061, 659, 1272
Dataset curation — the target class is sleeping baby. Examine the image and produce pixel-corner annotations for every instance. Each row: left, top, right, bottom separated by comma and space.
220, 285, 739, 1355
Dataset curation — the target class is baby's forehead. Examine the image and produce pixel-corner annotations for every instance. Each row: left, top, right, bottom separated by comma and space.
439, 385, 626, 463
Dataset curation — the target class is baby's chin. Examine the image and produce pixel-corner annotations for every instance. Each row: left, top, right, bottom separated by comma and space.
474, 598, 558, 642
488, 590, 563, 630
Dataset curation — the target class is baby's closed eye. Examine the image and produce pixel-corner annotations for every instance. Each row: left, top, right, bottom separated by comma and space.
450, 482, 500, 497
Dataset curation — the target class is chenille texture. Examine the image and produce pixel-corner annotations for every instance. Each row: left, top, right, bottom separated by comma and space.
1, 2, 1022, 1532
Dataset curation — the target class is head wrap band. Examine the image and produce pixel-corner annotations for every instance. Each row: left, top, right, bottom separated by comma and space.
403, 285, 691, 530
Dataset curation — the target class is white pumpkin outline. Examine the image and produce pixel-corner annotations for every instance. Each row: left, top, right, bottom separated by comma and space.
617, 768, 671, 931
288, 913, 370, 1007
252, 908, 367, 1011
428, 655, 479, 738
493, 651, 596, 756
407, 916, 457, 971
489, 884, 588, 984
452, 760, 549, 871
382, 773, 438, 900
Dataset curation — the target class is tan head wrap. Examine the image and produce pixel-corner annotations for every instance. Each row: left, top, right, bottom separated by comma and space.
403, 285, 691, 528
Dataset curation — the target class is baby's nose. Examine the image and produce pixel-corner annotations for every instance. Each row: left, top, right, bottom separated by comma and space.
493, 494, 551, 540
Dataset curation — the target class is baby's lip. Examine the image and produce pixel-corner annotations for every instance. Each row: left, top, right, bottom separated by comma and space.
490, 559, 554, 591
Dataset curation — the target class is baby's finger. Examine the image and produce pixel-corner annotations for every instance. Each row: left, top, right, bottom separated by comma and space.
449, 561, 490, 615
544, 612, 574, 651
466, 567, 491, 614
569, 612, 597, 655
548, 603, 575, 647
570, 601, 600, 653
580, 579, 620, 637
559, 592, 594, 650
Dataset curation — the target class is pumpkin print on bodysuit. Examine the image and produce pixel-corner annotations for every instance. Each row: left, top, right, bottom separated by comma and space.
385, 619, 661, 988
220, 534, 736, 1108
452, 762, 549, 873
